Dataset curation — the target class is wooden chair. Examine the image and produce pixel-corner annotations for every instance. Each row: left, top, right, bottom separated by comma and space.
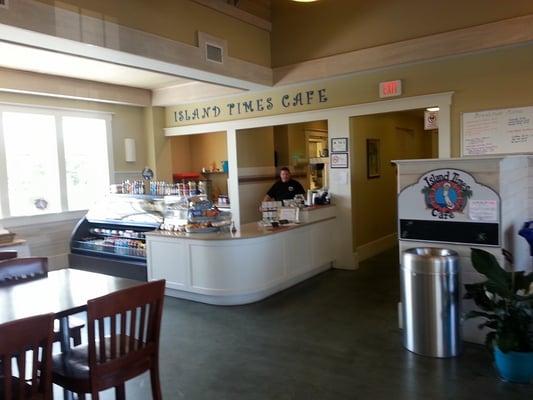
0, 258, 84, 346
52, 280, 165, 400
0, 250, 17, 261
0, 313, 54, 400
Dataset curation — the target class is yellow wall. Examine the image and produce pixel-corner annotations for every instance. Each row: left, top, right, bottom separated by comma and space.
351, 111, 435, 250
0, 91, 147, 176
271, 0, 533, 67
236, 127, 274, 168
170, 132, 227, 173
189, 132, 227, 173
170, 132, 228, 196
274, 122, 322, 170
167, 44, 533, 157
36, 0, 271, 67
144, 107, 172, 182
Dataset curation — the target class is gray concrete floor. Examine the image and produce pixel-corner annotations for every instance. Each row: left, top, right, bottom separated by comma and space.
56, 248, 533, 399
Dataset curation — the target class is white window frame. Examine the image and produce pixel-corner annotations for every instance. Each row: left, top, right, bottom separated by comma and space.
0, 104, 114, 226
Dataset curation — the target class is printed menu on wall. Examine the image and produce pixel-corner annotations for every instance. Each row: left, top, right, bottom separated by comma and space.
462, 106, 533, 156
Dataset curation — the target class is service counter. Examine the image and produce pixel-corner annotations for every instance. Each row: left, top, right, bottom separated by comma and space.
146, 206, 336, 305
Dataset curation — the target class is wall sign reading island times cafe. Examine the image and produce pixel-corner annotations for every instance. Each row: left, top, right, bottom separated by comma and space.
173, 88, 329, 123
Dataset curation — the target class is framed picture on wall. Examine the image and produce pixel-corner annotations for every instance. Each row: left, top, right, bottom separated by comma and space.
366, 139, 381, 179
331, 137, 348, 153
331, 152, 348, 168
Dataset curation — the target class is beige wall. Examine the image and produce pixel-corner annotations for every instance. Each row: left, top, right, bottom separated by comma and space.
274, 121, 324, 170
170, 132, 228, 197
144, 107, 172, 182
170, 132, 227, 173
36, 0, 271, 67
351, 111, 435, 250
0, 91, 147, 176
271, 0, 533, 67
168, 44, 533, 158
236, 127, 274, 168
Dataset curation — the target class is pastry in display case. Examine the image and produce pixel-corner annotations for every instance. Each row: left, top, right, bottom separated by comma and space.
160, 196, 232, 233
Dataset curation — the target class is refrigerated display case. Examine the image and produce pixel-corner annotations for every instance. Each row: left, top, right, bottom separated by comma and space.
68, 194, 164, 280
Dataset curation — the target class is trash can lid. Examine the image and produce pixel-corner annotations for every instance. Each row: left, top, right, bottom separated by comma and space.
402, 247, 459, 274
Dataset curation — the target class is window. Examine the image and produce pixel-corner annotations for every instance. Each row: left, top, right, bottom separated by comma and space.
0, 106, 112, 218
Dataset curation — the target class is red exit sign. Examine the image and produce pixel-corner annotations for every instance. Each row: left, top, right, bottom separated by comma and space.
379, 80, 402, 98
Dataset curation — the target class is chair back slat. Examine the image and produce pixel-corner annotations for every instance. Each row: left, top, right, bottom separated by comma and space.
2, 357, 12, 399
0, 313, 54, 400
129, 307, 137, 351
110, 315, 117, 358
0, 257, 48, 284
98, 318, 106, 363
120, 311, 127, 356
138, 304, 147, 347
86, 280, 165, 377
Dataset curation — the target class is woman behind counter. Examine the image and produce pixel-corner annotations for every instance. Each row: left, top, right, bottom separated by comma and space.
263, 167, 305, 201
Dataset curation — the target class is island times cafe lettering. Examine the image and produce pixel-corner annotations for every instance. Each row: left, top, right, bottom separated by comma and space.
174, 88, 328, 123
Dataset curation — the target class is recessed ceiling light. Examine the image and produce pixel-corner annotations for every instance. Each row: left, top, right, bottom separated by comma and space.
426, 107, 440, 112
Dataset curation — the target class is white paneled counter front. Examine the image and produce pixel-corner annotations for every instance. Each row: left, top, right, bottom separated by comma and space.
146, 208, 336, 305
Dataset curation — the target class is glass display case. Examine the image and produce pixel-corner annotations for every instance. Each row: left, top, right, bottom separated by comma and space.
69, 195, 164, 281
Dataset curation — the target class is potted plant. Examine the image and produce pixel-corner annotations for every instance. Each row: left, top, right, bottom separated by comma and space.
464, 248, 533, 383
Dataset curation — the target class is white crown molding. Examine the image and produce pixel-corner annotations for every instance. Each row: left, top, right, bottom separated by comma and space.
273, 14, 533, 86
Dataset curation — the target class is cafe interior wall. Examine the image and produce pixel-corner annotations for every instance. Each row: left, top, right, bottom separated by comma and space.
270, 0, 533, 67
350, 112, 435, 263
165, 43, 533, 268
170, 131, 229, 198
34, 0, 271, 67
166, 43, 533, 158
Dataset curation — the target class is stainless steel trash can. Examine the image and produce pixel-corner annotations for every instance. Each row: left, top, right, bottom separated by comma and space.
401, 247, 462, 358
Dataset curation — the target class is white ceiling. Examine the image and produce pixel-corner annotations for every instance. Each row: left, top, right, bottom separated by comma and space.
0, 41, 202, 90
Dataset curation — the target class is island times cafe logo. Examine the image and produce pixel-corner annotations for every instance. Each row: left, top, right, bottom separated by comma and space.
421, 171, 472, 219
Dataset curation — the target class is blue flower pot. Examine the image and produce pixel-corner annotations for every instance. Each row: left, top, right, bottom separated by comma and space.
494, 346, 533, 384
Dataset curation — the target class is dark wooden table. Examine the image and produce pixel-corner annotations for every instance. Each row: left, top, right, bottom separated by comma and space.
0, 268, 142, 399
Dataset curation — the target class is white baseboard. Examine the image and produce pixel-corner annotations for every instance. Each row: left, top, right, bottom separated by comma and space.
355, 233, 398, 264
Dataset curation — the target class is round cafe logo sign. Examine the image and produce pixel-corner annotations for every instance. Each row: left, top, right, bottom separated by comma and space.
421, 171, 472, 219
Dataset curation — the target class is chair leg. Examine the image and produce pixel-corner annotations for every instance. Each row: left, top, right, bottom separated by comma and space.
150, 364, 162, 400
91, 390, 99, 400
77, 393, 86, 400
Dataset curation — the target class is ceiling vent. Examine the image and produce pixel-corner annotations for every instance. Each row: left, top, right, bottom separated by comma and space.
205, 43, 223, 64
0, 0, 9, 9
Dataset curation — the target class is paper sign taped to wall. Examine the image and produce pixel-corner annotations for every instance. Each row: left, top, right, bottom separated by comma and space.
469, 200, 498, 222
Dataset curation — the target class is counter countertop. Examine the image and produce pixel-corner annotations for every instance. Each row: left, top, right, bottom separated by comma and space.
146, 216, 336, 241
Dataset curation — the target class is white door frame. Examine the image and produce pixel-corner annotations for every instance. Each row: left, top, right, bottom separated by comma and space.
165, 92, 454, 268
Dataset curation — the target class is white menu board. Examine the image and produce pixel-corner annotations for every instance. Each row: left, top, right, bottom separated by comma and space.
462, 106, 533, 156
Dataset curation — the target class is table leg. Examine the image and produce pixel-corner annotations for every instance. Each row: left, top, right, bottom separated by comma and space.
59, 317, 74, 400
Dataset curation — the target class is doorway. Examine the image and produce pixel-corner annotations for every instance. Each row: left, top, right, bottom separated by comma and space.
350, 109, 438, 262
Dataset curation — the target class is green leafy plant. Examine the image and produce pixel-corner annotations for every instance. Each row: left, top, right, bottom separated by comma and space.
464, 248, 533, 353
